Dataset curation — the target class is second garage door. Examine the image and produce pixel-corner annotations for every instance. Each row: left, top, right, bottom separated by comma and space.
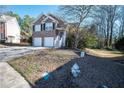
44, 37, 54, 47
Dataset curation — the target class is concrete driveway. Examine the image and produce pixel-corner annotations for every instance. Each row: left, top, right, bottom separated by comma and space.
0, 46, 47, 62
0, 46, 46, 88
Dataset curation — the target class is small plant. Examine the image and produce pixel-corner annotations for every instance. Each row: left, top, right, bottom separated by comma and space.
0, 40, 5, 43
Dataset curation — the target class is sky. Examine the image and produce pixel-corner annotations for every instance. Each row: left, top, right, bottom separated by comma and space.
7, 5, 59, 18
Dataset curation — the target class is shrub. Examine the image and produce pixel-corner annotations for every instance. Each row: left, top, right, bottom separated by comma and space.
66, 31, 98, 49
66, 33, 75, 48
85, 35, 98, 48
115, 37, 124, 50
78, 33, 98, 49
0, 40, 5, 43
28, 36, 32, 44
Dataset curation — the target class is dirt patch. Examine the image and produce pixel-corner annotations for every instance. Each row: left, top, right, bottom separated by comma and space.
8, 49, 78, 87
85, 48, 124, 59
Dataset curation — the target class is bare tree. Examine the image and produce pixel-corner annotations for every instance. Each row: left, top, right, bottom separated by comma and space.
59, 5, 92, 48
119, 6, 124, 38
91, 6, 107, 47
108, 6, 119, 46
92, 5, 119, 48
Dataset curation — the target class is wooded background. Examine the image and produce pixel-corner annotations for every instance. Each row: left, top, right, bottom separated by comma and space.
0, 5, 124, 50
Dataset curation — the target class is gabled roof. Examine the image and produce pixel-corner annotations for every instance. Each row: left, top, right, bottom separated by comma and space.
47, 14, 65, 24
33, 13, 66, 24
0, 15, 15, 22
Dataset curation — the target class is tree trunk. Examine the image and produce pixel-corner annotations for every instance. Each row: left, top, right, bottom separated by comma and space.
122, 24, 124, 37
109, 22, 113, 46
106, 21, 110, 48
74, 30, 79, 48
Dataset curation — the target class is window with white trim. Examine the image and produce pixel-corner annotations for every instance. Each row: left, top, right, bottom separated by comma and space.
45, 22, 53, 31
35, 25, 41, 32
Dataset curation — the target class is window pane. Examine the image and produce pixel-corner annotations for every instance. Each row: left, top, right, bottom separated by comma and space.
45, 23, 53, 31
35, 25, 41, 31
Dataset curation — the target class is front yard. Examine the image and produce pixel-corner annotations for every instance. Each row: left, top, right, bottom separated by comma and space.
8, 49, 124, 88
8, 49, 79, 87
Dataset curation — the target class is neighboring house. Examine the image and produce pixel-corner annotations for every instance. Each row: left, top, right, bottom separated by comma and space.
0, 15, 20, 43
32, 14, 67, 48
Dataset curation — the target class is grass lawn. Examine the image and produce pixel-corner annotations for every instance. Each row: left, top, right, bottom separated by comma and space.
85, 48, 124, 60
8, 49, 78, 87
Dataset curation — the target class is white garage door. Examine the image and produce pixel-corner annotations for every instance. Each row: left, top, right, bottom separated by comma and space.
33, 38, 42, 46
44, 37, 54, 47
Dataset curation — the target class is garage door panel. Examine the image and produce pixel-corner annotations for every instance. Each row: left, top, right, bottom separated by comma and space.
44, 37, 54, 47
33, 38, 42, 46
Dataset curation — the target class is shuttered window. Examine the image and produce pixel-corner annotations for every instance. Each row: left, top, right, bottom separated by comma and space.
45, 22, 53, 31
34, 25, 41, 32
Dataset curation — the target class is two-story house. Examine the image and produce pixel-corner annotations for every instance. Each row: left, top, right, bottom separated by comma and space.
32, 14, 67, 48
0, 15, 20, 43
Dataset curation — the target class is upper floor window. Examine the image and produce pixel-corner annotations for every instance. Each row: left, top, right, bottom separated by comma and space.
45, 22, 53, 31
35, 25, 41, 32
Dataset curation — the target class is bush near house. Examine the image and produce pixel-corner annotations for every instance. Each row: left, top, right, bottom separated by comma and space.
66, 34, 75, 48
0, 40, 5, 43
66, 27, 98, 49
78, 34, 98, 49
20, 31, 32, 44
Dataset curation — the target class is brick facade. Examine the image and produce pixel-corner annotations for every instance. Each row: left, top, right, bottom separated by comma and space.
32, 14, 67, 47
33, 14, 66, 37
